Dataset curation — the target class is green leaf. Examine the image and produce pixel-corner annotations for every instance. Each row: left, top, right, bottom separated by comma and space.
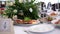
24, 17, 31, 21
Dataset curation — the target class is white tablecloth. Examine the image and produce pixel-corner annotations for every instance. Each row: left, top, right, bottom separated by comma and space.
14, 25, 60, 34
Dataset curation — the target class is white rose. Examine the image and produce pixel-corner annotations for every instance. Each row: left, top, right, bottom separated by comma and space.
28, 0, 31, 2
23, 0, 27, 3
19, 0, 23, 3
29, 8, 33, 12
7, 2, 14, 6
10, 2, 14, 6
13, 9, 17, 13
13, 1, 15, 4
13, 15, 17, 20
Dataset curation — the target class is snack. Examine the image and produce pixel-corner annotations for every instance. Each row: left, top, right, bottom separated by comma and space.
55, 20, 60, 24
29, 20, 37, 24
50, 12, 57, 16
47, 16, 53, 21
15, 19, 23, 24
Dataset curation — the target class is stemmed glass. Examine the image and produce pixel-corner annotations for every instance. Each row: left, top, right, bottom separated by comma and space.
55, 3, 59, 12
40, 3, 47, 23
55, 2, 60, 17
47, 2, 52, 13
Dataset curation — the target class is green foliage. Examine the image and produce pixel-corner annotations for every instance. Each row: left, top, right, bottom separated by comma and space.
24, 17, 31, 21
4, 8, 16, 18
6, 0, 39, 20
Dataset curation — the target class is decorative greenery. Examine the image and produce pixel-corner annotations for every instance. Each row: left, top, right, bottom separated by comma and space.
4, 0, 39, 20
4, 8, 17, 18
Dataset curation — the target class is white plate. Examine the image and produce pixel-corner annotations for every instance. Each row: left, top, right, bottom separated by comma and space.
28, 24, 54, 33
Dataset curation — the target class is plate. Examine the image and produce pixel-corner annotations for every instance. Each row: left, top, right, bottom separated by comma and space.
14, 19, 40, 26
28, 24, 54, 33
14, 23, 40, 27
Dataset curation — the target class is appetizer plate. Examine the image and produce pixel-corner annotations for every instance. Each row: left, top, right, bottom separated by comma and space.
27, 24, 54, 33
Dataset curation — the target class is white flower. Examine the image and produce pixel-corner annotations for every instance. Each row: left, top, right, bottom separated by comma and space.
29, 8, 33, 12
13, 15, 17, 20
23, 0, 27, 3
19, 0, 23, 3
13, 1, 15, 4
28, 0, 31, 2
13, 9, 17, 13
9, 2, 14, 6
7, 2, 14, 6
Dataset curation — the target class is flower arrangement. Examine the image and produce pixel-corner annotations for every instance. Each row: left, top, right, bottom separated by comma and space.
4, 0, 40, 24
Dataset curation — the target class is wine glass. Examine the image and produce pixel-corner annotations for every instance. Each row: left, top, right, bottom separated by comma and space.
55, 3, 60, 16
40, 3, 47, 23
47, 2, 52, 13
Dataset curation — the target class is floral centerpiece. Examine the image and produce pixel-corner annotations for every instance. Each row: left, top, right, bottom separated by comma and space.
4, 0, 40, 24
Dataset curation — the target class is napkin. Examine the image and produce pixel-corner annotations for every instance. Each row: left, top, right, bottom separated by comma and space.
0, 18, 14, 34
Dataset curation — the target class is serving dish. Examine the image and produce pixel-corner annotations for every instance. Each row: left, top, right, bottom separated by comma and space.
14, 19, 40, 26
